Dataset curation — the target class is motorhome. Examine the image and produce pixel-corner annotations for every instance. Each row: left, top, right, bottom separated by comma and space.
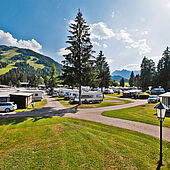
64, 90, 79, 100
71, 91, 103, 104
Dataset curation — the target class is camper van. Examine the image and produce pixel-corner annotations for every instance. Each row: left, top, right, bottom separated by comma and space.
18, 89, 44, 101
71, 91, 103, 104
64, 90, 79, 100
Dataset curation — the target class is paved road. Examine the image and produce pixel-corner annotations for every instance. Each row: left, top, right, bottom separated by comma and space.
0, 95, 170, 141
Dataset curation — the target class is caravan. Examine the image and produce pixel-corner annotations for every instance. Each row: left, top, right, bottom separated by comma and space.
71, 91, 103, 104
17, 89, 44, 101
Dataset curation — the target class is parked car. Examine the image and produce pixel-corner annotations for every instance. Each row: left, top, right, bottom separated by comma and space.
150, 88, 165, 95
0, 102, 17, 112
148, 95, 160, 103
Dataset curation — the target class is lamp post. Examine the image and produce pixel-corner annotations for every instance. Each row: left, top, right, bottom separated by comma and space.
154, 102, 166, 166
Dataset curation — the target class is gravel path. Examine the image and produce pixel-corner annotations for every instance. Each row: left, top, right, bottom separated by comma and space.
1, 94, 169, 141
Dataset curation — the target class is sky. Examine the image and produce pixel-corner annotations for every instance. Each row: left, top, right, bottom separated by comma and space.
0, 0, 170, 72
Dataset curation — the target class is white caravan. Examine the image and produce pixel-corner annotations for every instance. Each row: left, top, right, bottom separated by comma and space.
71, 91, 103, 104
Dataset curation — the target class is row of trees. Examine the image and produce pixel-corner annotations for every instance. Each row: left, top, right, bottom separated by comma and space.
61, 10, 111, 104
128, 46, 170, 91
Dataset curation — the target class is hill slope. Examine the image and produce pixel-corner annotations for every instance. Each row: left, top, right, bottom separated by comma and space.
111, 69, 140, 79
0, 45, 62, 76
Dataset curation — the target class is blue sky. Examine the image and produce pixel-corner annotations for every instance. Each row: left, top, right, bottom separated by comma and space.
0, 0, 170, 72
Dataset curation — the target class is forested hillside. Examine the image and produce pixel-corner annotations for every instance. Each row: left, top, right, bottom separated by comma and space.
0, 45, 62, 85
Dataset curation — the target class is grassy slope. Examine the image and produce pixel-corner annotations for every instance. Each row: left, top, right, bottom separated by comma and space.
27, 56, 45, 70
0, 62, 17, 75
0, 45, 62, 75
102, 104, 170, 128
55, 96, 132, 109
0, 117, 169, 169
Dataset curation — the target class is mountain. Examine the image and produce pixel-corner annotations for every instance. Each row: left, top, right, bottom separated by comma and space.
111, 69, 140, 80
111, 75, 129, 82
0, 45, 62, 76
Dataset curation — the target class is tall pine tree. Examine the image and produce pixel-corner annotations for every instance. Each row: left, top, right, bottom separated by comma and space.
157, 46, 170, 91
129, 71, 135, 87
140, 56, 155, 91
96, 51, 111, 92
62, 10, 94, 104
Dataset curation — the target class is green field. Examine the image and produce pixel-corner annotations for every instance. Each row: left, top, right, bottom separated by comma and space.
102, 104, 170, 128
55, 96, 132, 109
0, 117, 169, 169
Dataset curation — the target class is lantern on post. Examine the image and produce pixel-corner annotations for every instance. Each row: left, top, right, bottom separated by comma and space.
154, 102, 167, 166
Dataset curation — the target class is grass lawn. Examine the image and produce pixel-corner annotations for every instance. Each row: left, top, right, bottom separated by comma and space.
102, 103, 170, 128
106, 93, 123, 98
0, 117, 169, 169
55, 96, 132, 109
16, 99, 47, 112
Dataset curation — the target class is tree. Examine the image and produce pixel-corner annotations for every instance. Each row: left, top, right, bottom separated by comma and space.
140, 56, 155, 91
44, 76, 49, 88
62, 10, 94, 105
96, 51, 111, 92
157, 46, 170, 91
17, 80, 22, 87
134, 74, 140, 88
129, 71, 135, 87
120, 77, 125, 87
49, 64, 59, 92
30, 74, 39, 87
8, 80, 12, 87
110, 80, 119, 87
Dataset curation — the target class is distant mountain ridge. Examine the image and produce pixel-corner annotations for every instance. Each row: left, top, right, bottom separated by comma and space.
0, 45, 62, 76
111, 69, 140, 80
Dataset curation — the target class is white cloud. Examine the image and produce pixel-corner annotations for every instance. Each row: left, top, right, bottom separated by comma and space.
0, 30, 42, 52
141, 31, 148, 35
125, 46, 131, 49
140, 17, 146, 23
116, 29, 134, 43
115, 29, 151, 55
150, 56, 162, 64
131, 39, 152, 55
90, 22, 151, 56
112, 11, 115, 18
68, 20, 76, 25
106, 58, 114, 64
90, 22, 115, 40
121, 64, 140, 71
91, 41, 101, 47
103, 44, 108, 48
57, 47, 70, 56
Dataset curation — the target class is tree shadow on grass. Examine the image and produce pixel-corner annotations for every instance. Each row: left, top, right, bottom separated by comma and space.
0, 105, 78, 124
0, 116, 52, 126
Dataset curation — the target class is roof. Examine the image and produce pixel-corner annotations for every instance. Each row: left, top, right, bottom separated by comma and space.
159, 92, 170, 97
10, 93, 33, 97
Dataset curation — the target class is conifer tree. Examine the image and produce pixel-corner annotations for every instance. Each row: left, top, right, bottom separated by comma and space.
17, 80, 22, 87
129, 71, 135, 87
157, 46, 170, 90
140, 56, 155, 91
62, 10, 94, 104
120, 77, 125, 87
49, 64, 59, 92
96, 51, 111, 92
